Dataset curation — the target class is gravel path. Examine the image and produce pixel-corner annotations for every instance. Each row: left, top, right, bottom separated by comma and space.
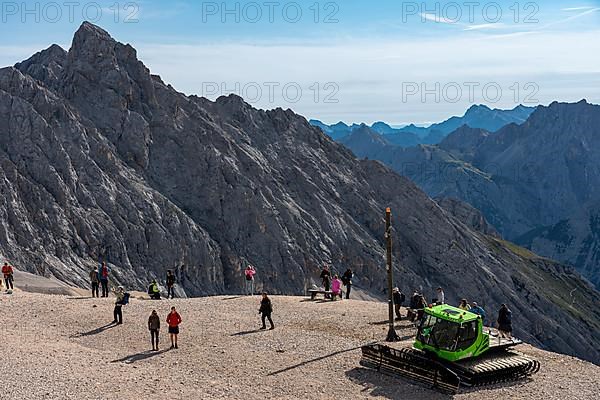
0, 290, 598, 399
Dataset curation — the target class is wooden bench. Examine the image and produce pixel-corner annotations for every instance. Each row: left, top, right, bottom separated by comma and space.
308, 289, 342, 300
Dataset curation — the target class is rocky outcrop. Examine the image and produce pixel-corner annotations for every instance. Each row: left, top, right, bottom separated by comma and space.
1, 22, 600, 363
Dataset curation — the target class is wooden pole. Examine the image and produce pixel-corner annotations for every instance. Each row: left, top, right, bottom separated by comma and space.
386, 207, 400, 342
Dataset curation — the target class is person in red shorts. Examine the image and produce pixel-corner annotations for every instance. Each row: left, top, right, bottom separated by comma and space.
166, 306, 182, 349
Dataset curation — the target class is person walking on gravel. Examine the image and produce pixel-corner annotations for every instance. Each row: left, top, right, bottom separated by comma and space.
166, 270, 176, 299
393, 287, 405, 320
148, 310, 161, 351
167, 307, 182, 349
259, 292, 275, 330
2, 262, 14, 291
89, 267, 99, 298
99, 262, 110, 297
113, 286, 126, 325
244, 265, 256, 296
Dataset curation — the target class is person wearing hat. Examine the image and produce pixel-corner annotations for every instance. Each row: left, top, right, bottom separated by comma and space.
392, 287, 405, 320
113, 286, 126, 324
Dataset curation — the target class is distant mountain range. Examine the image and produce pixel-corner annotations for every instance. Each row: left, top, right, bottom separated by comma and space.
310, 104, 536, 146
2, 22, 600, 363
337, 100, 600, 289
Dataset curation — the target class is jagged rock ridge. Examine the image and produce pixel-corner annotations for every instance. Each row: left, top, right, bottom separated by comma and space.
1, 22, 599, 363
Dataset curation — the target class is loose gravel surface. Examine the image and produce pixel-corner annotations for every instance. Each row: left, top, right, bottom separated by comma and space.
1, 290, 598, 399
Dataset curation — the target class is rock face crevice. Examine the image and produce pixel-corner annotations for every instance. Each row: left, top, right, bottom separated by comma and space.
2, 22, 600, 364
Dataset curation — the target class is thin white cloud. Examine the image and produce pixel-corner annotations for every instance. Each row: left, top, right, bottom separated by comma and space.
464, 23, 507, 31
562, 6, 596, 11
419, 13, 459, 24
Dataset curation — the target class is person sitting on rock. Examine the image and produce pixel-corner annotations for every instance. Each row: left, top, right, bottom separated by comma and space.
458, 298, 471, 311
148, 280, 161, 300
497, 303, 513, 340
259, 292, 275, 330
331, 275, 343, 300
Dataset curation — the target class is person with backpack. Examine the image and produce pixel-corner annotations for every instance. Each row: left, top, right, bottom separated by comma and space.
244, 265, 256, 296
259, 292, 275, 330
148, 310, 161, 351
89, 267, 99, 298
166, 270, 176, 299
112, 286, 128, 324
2, 262, 14, 291
470, 302, 487, 324
99, 262, 109, 297
408, 290, 420, 322
166, 307, 182, 349
148, 280, 161, 300
497, 303, 513, 340
341, 268, 353, 299
393, 287, 405, 320
320, 265, 332, 298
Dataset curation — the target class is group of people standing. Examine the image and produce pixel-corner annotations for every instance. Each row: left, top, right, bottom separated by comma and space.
393, 285, 514, 339
319, 265, 354, 299
147, 307, 183, 351
89, 262, 110, 298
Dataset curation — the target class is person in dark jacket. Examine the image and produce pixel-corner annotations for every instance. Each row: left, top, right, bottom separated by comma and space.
148, 310, 161, 351
89, 267, 99, 298
392, 287, 405, 320
416, 295, 427, 322
166, 270, 176, 299
341, 268, 353, 299
497, 303, 513, 339
320, 265, 332, 299
259, 292, 274, 330
113, 286, 125, 324
408, 291, 420, 322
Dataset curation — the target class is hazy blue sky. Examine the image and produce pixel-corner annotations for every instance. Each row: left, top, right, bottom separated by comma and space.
1, 0, 599, 124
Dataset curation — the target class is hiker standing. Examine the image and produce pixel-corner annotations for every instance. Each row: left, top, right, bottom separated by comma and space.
244, 265, 256, 296
416, 295, 427, 322
342, 268, 353, 299
148, 310, 161, 351
497, 304, 513, 339
113, 286, 126, 324
167, 307, 182, 349
408, 290, 420, 322
331, 275, 343, 300
435, 287, 445, 304
259, 292, 275, 330
470, 302, 486, 323
99, 262, 109, 297
166, 270, 176, 299
2, 262, 14, 291
320, 265, 332, 297
89, 267, 99, 298
393, 287, 405, 320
